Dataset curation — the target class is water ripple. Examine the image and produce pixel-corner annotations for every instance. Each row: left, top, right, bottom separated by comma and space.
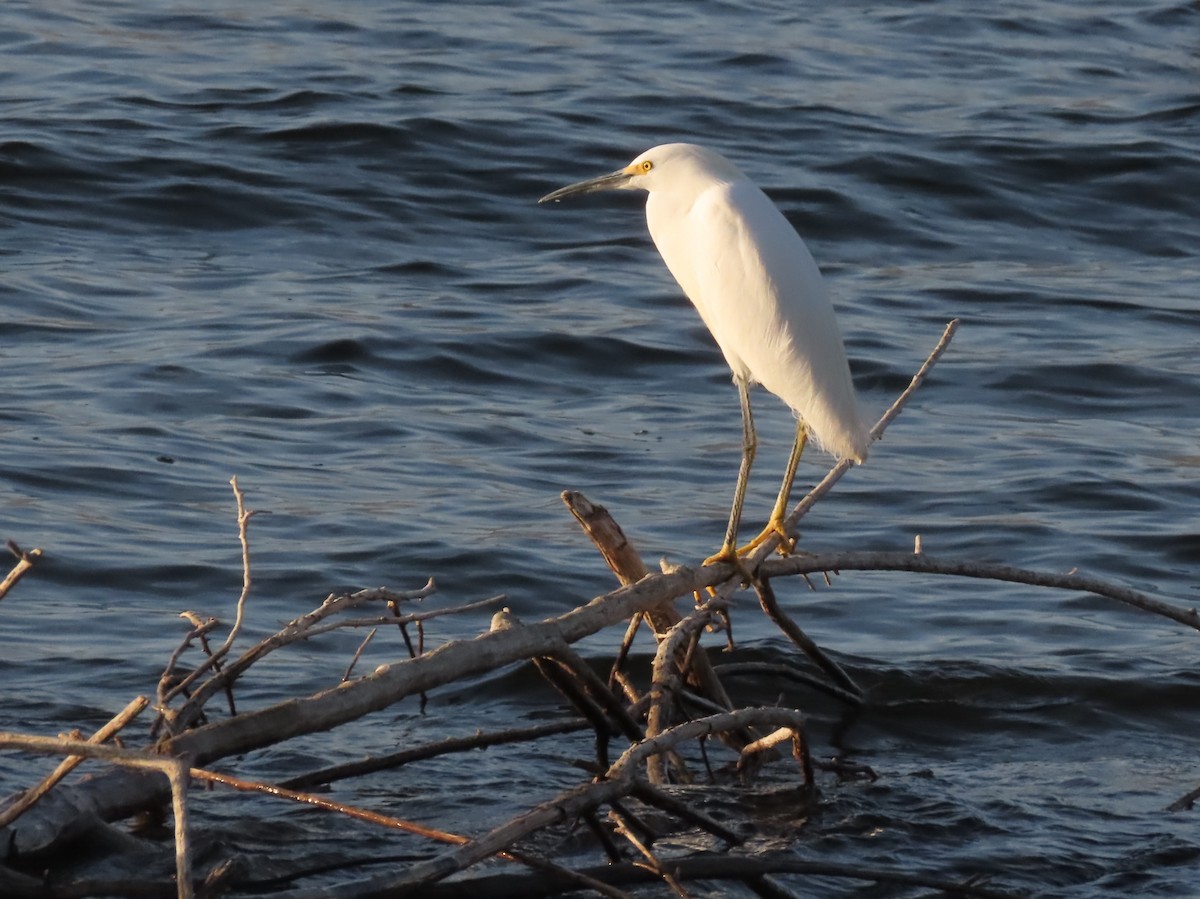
2, 0, 1198, 891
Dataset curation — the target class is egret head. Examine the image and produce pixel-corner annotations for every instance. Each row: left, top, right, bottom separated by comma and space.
538, 143, 741, 204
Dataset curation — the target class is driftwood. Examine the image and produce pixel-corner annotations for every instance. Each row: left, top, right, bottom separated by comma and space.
1, 318, 1196, 898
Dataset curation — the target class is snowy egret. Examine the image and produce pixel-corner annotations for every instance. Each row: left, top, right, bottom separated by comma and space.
539, 143, 868, 564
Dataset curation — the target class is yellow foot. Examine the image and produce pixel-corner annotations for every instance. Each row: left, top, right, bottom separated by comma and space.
695, 547, 735, 602
702, 545, 757, 586
702, 545, 739, 568
736, 519, 796, 557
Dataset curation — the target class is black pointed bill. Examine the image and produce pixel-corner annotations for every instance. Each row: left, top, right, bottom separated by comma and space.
538, 168, 633, 204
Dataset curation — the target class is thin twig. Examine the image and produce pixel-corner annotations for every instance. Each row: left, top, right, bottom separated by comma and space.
546, 647, 644, 742
609, 803, 692, 898
155, 615, 221, 734
159, 477, 259, 717
630, 781, 742, 846
713, 660, 862, 707
532, 655, 618, 769
789, 317, 961, 531
610, 611, 647, 690
300, 595, 504, 639
281, 719, 592, 790
343, 628, 378, 682
192, 767, 483, 846
493, 609, 643, 768
1167, 782, 1200, 812
188, 610, 238, 717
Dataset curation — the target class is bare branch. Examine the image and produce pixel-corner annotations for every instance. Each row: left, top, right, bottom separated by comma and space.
281, 719, 591, 791
608, 708, 808, 781
402, 851, 1020, 899
561, 490, 739, 715
157, 477, 259, 721
645, 596, 728, 782
194, 769, 637, 899
759, 550, 1200, 632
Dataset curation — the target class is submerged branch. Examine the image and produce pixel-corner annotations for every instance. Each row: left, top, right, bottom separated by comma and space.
404, 851, 1020, 899
0, 733, 194, 899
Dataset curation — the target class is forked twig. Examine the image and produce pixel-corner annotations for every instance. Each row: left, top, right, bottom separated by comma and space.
0, 733, 194, 899
171, 582, 454, 732
158, 477, 259, 719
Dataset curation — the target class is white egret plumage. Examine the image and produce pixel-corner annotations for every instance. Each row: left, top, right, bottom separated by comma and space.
540, 143, 868, 564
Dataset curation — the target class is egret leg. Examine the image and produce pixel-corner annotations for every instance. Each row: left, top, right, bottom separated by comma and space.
703, 379, 756, 567
739, 420, 807, 556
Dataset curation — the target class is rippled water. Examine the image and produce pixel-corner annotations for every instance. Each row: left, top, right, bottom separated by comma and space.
2, 1, 1199, 894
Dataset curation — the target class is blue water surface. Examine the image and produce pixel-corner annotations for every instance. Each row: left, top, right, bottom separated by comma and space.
2, 1, 1199, 895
